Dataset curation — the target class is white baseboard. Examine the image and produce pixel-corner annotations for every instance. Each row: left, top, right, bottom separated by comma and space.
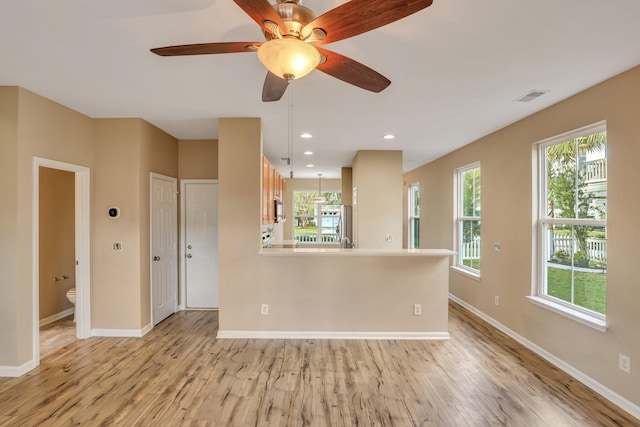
92, 327, 147, 338
39, 308, 75, 327
448, 293, 640, 421
217, 330, 450, 340
0, 360, 36, 378
92, 322, 153, 338
140, 322, 153, 336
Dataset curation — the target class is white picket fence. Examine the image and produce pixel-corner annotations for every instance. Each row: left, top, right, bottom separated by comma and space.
295, 233, 340, 243
462, 236, 607, 261
550, 235, 607, 261
462, 238, 481, 260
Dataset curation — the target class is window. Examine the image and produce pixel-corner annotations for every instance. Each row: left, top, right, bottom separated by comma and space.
408, 183, 420, 249
534, 123, 607, 328
455, 163, 481, 275
293, 190, 342, 243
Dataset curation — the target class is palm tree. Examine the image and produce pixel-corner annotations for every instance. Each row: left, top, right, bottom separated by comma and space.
546, 130, 606, 258
546, 131, 606, 163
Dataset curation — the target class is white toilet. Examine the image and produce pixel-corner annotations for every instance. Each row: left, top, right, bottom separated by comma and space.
66, 287, 76, 322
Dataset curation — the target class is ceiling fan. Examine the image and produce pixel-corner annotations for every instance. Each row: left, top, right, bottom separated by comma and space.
151, 0, 433, 102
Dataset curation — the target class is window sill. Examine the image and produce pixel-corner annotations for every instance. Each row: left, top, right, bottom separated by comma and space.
527, 296, 607, 333
451, 266, 481, 281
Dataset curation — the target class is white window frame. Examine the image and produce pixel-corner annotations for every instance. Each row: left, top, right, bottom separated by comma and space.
292, 190, 342, 244
528, 121, 607, 332
408, 182, 420, 249
453, 162, 481, 279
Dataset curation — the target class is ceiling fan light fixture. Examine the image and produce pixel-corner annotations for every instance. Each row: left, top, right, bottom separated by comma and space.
257, 38, 320, 80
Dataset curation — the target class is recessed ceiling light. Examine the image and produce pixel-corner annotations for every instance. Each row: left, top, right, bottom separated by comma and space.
306, 164, 315, 168
300, 133, 312, 139
304, 150, 314, 155
383, 134, 395, 140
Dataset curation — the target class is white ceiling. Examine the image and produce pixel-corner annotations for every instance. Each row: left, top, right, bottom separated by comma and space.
2, 0, 639, 178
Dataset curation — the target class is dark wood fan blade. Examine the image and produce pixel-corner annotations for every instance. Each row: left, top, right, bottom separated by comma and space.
233, 0, 288, 37
316, 48, 390, 93
303, 0, 433, 45
262, 72, 289, 102
151, 42, 261, 56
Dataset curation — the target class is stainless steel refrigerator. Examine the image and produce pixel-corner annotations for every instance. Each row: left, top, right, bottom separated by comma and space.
339, 205, 353, 248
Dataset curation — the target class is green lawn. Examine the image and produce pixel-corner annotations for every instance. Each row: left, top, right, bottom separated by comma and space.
462, 259, 481, 270
295, 226, 317, 234
547, 266, 606, 314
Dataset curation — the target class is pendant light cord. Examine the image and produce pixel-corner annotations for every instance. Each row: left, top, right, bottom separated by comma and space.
288, 85, 294, 179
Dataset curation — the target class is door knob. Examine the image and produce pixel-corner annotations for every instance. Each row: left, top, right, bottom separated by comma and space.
153, 256, 160, 261
186, 254, 192, 258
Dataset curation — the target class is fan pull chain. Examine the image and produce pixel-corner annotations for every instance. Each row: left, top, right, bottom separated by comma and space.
288, 85, 294, 179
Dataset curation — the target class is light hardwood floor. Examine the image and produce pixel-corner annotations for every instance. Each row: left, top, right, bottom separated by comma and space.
0, 302, 637, 426
39, 315, 77, 357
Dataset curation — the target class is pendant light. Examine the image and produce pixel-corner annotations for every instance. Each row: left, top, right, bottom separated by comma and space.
314, 173, 326, 204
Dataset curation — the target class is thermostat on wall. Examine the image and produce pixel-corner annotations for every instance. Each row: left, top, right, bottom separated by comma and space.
108, 206, 120, 219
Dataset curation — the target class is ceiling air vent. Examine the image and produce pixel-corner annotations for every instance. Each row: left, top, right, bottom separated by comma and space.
514, 90, 549, 103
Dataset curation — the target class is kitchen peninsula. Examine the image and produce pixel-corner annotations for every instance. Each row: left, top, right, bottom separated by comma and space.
218, 118, 454, 341
216, 247, 454, 339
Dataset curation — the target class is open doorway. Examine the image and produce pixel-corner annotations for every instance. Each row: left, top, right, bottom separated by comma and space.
32, 158, 91, 365
38, 167, 76, 356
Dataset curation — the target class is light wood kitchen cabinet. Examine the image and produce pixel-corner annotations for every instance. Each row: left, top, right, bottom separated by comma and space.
262, 156, 286, 224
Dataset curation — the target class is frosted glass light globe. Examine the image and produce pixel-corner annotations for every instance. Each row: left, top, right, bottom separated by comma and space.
258, 38, 321, 80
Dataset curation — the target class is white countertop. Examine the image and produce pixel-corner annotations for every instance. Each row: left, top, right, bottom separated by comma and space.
260, 247, 455, 257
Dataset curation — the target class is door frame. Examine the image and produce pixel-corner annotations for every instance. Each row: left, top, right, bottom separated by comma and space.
150, 172, 178, 325
32, 157, 91, 365
179, 179, 218, 311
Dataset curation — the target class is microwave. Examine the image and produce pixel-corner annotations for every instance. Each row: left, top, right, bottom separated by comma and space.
274, 199, 284, 223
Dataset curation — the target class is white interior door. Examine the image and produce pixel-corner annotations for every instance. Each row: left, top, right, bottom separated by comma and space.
151, 174, 177, 325
183, 181, 219, 308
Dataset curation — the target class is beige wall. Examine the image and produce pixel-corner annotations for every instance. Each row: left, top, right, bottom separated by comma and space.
341, 167, 352, 206
92, 119, 144, 330
218, 118, 263, 331
92, 119, 179, 329
178, 139, 218, 179
0, 87, 179, 368
0, 87, 20, 365
39, 167, 75, 319
403, 65, 640, 406
14, 88, 94, 364
352, 150, 403, 249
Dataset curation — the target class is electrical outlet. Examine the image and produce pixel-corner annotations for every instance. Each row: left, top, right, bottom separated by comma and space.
113, 242, 122, 251
494, 242, 501, 251
619, 354, 631, 374
261, 304, 269, 315
413, 304, 422, 316
495, 296, 500, 306
385, 234, 393, 242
